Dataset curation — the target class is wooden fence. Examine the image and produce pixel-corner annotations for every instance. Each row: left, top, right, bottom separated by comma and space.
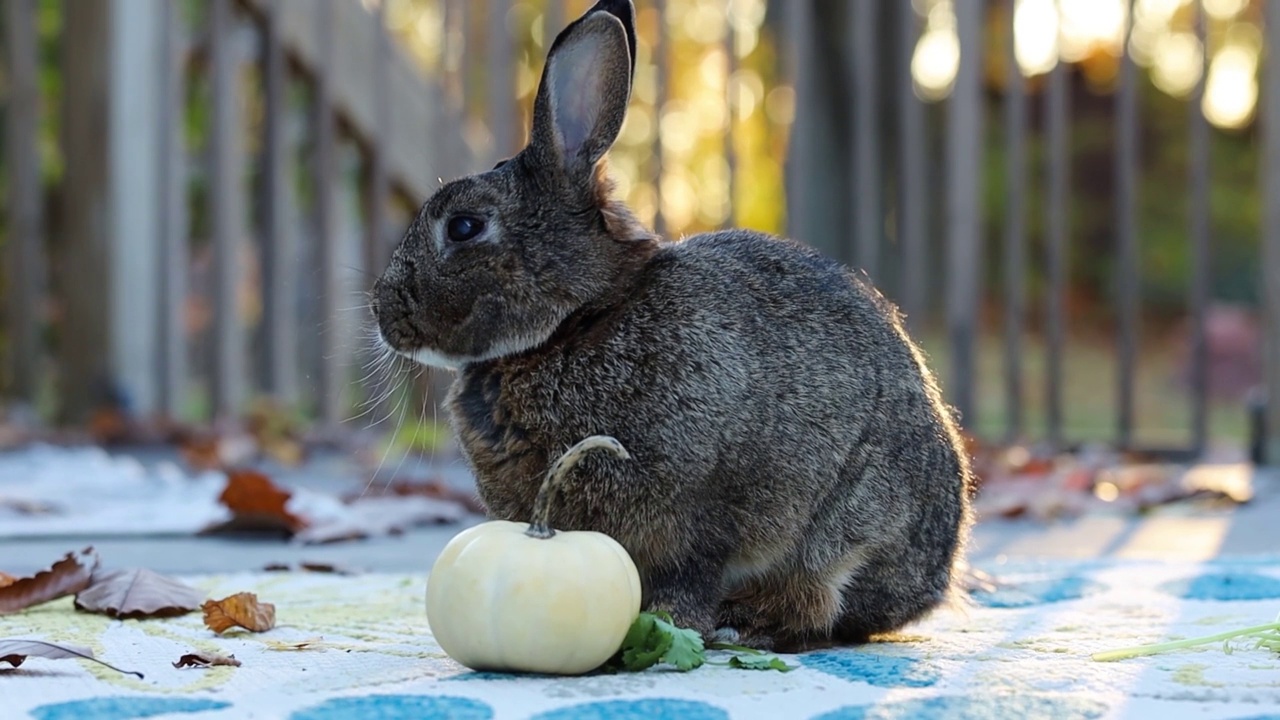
783, 0, 1280, 463
1, 0, 466, 429
1, 0, 1278, 464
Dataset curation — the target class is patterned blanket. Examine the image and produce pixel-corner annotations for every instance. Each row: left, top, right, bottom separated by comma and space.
3, 557, 1279, 720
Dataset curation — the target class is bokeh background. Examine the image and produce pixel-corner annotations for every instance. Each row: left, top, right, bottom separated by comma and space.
1, 0, 1277, 464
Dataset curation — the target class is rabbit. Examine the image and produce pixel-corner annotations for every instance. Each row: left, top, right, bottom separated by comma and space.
371, 0, 974, 652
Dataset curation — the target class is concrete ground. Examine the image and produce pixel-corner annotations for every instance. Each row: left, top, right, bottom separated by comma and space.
2, 449, 1277, 576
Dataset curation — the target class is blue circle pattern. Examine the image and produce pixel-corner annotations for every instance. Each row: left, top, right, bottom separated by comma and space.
289, 695, 493, 720
531, 699, 729, 720
811, 694, 1109, 720
969, 576, 1103, 609
800, 650, 938, 688
1163, 573, 1280, 601
29, 697, 230, 720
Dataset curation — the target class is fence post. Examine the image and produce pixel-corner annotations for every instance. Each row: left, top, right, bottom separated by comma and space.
1263, 0, 1280, 465
360, 0, 394, 416
366, 0, 391, 279
209, 0, 248, 421
260, 0, 300, 406
314, 0, 344, 427
110, 0, 166, 418
1187, 3, 1211, 457
781, 0, 814, 249
652, 0, 668, 236
1003, 0, 1027, 443
157, 0, 190, 419
487, 0, 517, 160
851, 0, 880, 280
1115, 0, 1140, 451
945, 0, 984, 428
897, 3, 926, 332
58, 0, 113, 423
1045, 17, 1071, 448
724, 4, 737, 230
2, 0, 45, 409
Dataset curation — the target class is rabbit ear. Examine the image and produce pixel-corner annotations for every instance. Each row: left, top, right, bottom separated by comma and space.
528, 0, 637, 176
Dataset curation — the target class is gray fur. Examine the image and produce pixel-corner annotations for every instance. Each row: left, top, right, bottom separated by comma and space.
371, 0, 974, 652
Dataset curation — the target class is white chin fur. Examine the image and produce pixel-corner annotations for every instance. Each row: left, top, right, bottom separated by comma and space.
408, 346, 466, 370
379, 330, 552, 371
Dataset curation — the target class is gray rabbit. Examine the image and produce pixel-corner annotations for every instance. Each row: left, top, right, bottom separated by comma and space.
372, 0, 974, 652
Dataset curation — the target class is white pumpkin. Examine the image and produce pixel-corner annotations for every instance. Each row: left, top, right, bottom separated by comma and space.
426, 436, 642, 675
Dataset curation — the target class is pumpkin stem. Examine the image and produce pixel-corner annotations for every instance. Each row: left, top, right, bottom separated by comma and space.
526, 435, 630, 539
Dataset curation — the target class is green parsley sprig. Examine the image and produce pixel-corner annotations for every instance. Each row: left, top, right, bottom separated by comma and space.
608, 611, 796, 673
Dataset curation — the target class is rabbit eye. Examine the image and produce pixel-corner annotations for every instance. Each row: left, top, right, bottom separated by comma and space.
446, 215, 486, 243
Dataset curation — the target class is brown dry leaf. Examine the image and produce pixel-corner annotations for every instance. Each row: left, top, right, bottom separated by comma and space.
264, 637, 325, 651
202, 592, 276, 634
261, 438, 304, 466
245, 401, 307, 467
0, 573, 15, 589
173, 652, 241, 669
298, 561, 359, 576
206, 468, 307, 536
262, 562, 359, 576
344, 477, 486, 515
0, 639, 144, 677
0, 497, 60, 516
0, 547, 99, 615
180, 431, 259, 471
88, 406, 131, 445
180, 434, 226, 471
292, 495, 464, 545
74, 568, 206, 619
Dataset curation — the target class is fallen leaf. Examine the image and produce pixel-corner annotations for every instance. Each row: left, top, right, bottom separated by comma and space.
264, 637, 325, 651
0, 497, 60, 516
208, 469, 307, 536
88, 406, 135, 445
291, 525, 370, 545
246, 400, 307, 467
202, 592, 276, 634
0, 547, 99, 615
74, 568, 206, 619
298, 561, 359, 575
343, 477, 486, 514
293, 495, 465, 544
180, 434, 226, 471
0, 573, 15, 589
0, 639, 144, 678
262, 438, 304, 466
262, 562, 359, 576
181, 431, 259, 471
173, 652, 241, 668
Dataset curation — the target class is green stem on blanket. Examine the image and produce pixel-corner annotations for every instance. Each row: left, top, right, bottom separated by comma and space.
1091, 621, 1280, 662
707, 642, 766, 655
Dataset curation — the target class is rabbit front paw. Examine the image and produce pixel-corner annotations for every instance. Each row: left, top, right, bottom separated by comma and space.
714, 600, 776, 650
642, 555, 728, 641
